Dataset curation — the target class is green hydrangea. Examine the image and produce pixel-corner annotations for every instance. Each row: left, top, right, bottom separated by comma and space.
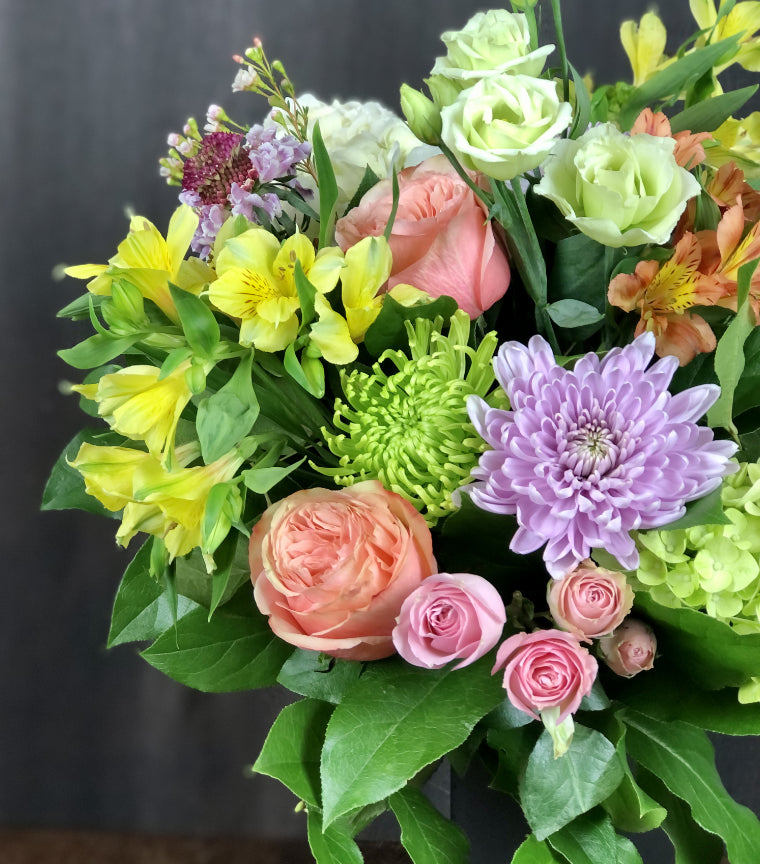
634, 461, 760, 633
319, 310, 506, 525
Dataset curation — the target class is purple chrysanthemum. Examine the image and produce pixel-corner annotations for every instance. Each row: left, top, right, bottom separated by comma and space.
465, 332, 737, 578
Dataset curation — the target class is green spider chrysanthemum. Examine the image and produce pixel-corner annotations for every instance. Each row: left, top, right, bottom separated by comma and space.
319, 310, 505, 525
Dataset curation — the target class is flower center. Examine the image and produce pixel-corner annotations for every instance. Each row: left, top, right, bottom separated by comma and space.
564, 413, 619, 478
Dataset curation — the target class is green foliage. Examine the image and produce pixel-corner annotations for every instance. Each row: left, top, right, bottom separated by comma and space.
519, 725, 624, 840
362, 294, 458, 358
547, 810, 637, 864
510, 835, 561, 864
656, 486, 731, 531
319, 656, 504, 828
169, 283, 220, 359
306, 809, 364, 864
276, 650, 362, 705
313, 122, 339, 249
108, 541, 200, 647
623, 709, 760, 864
389, 786, 470, 864
252, 698, 334, 808
670, 85, 758, 134
140, 590, 293, 691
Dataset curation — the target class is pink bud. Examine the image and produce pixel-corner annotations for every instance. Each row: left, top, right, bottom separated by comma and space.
599, 619, 656, 677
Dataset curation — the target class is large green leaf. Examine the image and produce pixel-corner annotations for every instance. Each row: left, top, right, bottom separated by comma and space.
608, 665, 760, 735
320, 656, 504, 828
140, 592, 292, 691
389, 786, 469, 864
277, 649, 362, 705
510, 835, 561, 864
169, 283, 220, 359
654, 486, 731, 531
252, 698, 334, 808
546, 810, 629, 864
313, 122, 339, 250
519, 725, 624, 840
41, 429, 125, 517
306, 809, 364, 864
623, 709, 760, 864
362, 294, 457, 358
670, 85, 758, 134
634, 592, 760, 688
108, 541, 200, 647
600, 729, 666, 833
637, 768, 726, 864
57, 332, 142, 369
173, 543, 252, 610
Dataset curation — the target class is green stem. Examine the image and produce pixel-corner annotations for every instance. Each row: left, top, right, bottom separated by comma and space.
550, 0, 570, 105
437, 140, 493, 209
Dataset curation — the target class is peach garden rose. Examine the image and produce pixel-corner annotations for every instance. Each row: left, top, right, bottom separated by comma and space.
335, 154, 510, 318
249, 481, 437, 660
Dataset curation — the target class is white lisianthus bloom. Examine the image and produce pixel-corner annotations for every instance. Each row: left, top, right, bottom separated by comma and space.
534, 124, 702, 247
431, 9, 554, 84
280, 94, 435, 214
440, 74, 573, 181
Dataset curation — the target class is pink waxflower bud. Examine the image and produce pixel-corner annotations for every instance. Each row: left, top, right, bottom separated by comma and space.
392, 573, 506, 669
599, 619, 656, 677
547, 560, 634, 642
492, 630, 597, 723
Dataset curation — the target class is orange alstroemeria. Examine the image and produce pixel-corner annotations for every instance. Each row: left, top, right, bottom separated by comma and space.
608, 231, 724, 364
706, 162, 760, 222
631, 108, 711, 169
699, 203, 760, 321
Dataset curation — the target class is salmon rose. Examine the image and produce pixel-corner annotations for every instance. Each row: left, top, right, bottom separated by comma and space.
249, 481, 437, 660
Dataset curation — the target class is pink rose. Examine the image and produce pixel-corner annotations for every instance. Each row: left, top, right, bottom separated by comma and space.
249, 481, 437, 661
492, 630, 598, 722
335, 154, 510, 318
599, 619, 656, 677
547, 561, 634, 642
392, 572, 506, 669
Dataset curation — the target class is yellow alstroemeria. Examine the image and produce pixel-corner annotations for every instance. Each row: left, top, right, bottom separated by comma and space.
64, 205, 214, 323
70, 441, 243, 570
71, 360, 201, 465
708, 113, 760, 177
309, 236, 393, 365
691, 0, 760, 72
208, 226, 344, 351
620, 12, 668, 86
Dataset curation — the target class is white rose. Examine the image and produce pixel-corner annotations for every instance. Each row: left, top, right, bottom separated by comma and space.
534, 124, 702, 247
431, 9, 553, 84
290, 94, 434, 214
440, 74, 572, 181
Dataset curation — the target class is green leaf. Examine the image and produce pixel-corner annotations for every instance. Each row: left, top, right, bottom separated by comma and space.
140, 593, 292, 691
343, 164, 381, 214
241, 456, 306, 495
546, 299, 604, 328
488, 724, 541, 794
108, 541, 200, 647
568, 62, 591, 140
608, 665, 760, 735
389, 786, 469, 864
510, 835, 561, 864
546, 810, 621, 864
58, 332, 141, 369
320, 656, 504, 828
41, 429, 125, 516
169, 283, 220, 359
196, 352, 259, 463
634, 591, 760, 688
670, 85, 758, 134
252, 698, 334, 808
173, 543, 251, 610
283, 342, 326, 398
313, 121, 339, 250
206, 529, 240, 619
623, 709, 760, 864
519, 725, 624, 840
306, 809, 364, 864
294, 260, 318, 330
707, 259, 759, 433
655, 486, 731, 531
732, 327, 760, 416
363, 294, 457, 358
618, 36, 741, 129
277, 649, 362, 705
636, 768, 726, 864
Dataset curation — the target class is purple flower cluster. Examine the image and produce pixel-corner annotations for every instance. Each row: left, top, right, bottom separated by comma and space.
178, 115, 312, 257
465, 332, 737, 578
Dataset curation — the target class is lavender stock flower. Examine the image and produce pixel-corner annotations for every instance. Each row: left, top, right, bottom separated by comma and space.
466, 333, 737, 578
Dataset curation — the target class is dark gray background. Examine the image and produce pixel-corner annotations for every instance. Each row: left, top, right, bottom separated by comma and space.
3, 0, 758, 851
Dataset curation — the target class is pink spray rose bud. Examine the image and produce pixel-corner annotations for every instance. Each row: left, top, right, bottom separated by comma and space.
599, 619, 657, 678
335, 154, 510, 318
392, 572, 506, 669
547, 560, 634, 642
492, 630, 598, 723
249, 481, 437, 661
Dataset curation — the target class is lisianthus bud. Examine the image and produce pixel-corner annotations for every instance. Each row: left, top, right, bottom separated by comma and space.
599, 619, 656, 677
399, 85, 442, 145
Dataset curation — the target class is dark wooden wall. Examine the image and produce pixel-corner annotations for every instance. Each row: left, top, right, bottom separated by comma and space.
3, 0, 758, 843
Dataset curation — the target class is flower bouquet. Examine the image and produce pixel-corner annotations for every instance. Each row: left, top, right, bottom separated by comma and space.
44, 0, 760, 861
